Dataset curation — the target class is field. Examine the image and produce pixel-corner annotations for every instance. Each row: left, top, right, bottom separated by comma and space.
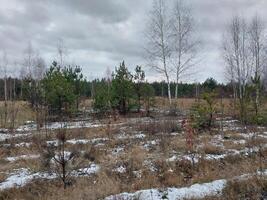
0, 98, 267, 200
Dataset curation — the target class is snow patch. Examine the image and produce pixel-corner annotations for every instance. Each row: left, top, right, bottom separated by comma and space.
5, 154, 40, 162
105, 179, 226, 200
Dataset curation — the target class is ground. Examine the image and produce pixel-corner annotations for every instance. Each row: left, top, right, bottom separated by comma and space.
0, 98, 266, 200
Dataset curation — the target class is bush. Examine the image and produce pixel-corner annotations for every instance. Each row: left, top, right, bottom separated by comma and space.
190, 92, 217, 131
247, 112, 267, 126
222, 177, 267, 200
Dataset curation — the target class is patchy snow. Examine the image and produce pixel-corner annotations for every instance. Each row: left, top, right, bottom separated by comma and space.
143, 160, 157, 172
14, 142, 32, 147
167, 153, 228, 163
71, 164, 100, 176
1, 142, 32, 148
67, 139, 90, 144
111, 146, 125, 156
132, 133, 146, 139
116, 132, 146, 140
0, 133, 31, 142
107, 163, 267, 200
14, 120, 104, 133
205, 154, 226, 160
170, 132, 180, 136
47, 137, 109, 146
232, 139, 246, 144
133, 170, 142, 178
238, 132, 255, 139
67, 137, 109, 145
166, 155, 177, 162
0, 168, 35, 190
90, 137, 109, 144
46, 140, 59, 146
143, 140, 160, 150
105, 179, 226, 200
0, 164, 100, 190
113, 166, 127, 174
5, 154, 40, 162
0, 128, 9, 133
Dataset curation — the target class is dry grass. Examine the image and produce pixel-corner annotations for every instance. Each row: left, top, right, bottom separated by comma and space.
221, 176, 267, 200
1, 98, 267, 199
223, 140, 246, 150
0, 172, 120, 200
0, 101, 35, 128
201, 144, 224, 155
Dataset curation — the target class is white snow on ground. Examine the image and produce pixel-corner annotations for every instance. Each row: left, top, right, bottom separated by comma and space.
132, 133, 146, 139
0, 133, 31, 142
66, 139, 90, 144
47, 137, 109, 146
14, 117, 151, 133
113, 165, 127, 174
0, 168, 38, 190
143, 160, 157, 172
90, 137, 109, 144
1, 142, 32, 148
14, 142, 32, 147
143, 139, 160, 150
232, 139, 246, 144
0, 164, 100, 190
166, 142, 267, 163
116, 132, 146, 140
105, 169, 267, 200
5, 154, 40, 162
0, 128, 9, 133
16, 121, 100, 132
47, 140, 59, 146
71, 164, 100, 176
111, 146, 125, 156
105, 179, 226, 200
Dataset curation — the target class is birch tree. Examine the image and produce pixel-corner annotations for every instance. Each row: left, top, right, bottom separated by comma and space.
24, 42, 35, 78
171, 0, 198, 99
1, 51, 8, 127
57, 38, 68, 67
33, 56, 46, 81
146, 0, 172, 105
222, 16, 252, 123
248, 15, 266, 116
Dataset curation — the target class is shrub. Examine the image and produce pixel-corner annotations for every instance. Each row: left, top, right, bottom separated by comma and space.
190, 92, 217, 131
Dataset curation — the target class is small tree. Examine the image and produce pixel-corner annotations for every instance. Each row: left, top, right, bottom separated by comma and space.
111, 61, 134, 114
202, 78, 218, 92
41, 127, 94, 189
191, 92, 217, 131
93, 81, 112, 115
202, 92, 217, 128
63, 65, 86, 110
140, 82, 155, 116
182, 119, 196, 166
42, 62, 76, 116
134, 66, 145, 112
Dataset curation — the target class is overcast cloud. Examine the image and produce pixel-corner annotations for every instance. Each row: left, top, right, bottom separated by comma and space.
0, 0, 266, 82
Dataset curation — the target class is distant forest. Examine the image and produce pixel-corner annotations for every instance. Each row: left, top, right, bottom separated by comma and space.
0, 76, 234, 101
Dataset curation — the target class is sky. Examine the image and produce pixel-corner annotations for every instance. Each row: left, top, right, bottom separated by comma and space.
0, 0, 266, 83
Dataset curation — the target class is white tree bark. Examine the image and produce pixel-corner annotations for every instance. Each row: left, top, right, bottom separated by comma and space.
145, 0, 172, 106
171, 0, 198, 99
248, 15, 266, 116
222, 16, 252, 122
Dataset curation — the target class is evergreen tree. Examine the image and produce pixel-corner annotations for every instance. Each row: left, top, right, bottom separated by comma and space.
134, 65, 145, 112
140, 82, 155, 116
111, 61, 134, 114
42, 62, 76, 115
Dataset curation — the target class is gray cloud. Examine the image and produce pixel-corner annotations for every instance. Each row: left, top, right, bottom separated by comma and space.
0, 0, 266, 82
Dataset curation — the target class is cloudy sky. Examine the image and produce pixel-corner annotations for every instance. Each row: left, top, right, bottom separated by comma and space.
0, 0, 266, 83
